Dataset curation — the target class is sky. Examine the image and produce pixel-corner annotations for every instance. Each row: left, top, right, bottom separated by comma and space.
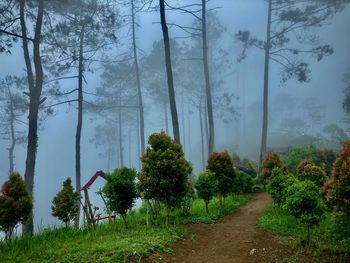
0, 0, 350, 229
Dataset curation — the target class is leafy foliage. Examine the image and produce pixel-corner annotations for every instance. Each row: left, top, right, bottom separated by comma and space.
0, 173, 32, 239
297, 161, 327, 188
283, 145, 325, 173
51, 178, 79, 227
261, 152, 286, 181
138, 132, 192, 223
322, 141, 350, 219
207, 151, 236, 205
232, 172, 254, 194
267, 168, 296, 206
103, 167, 137, 225
195, 172, 218, 213
284, 180, 325, 245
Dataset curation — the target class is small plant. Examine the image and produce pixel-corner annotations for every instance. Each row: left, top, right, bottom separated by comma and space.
232, 172, 254, 194
261, 152, 286, 181
52, 178, 80, 228
297, 161, 326, 188
322, 141, 350, 220
194, 172, 218, 213
0, 173, 32, 239
284, 180, 325, 246
103, 167, 138, 226
207, 151, 236, 209
267, 168, 296, 206
180, 181, 195, 216
283, 145, 324, 173
138, 132, 192, 225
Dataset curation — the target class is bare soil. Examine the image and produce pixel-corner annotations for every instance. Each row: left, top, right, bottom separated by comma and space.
142, 193, 346, 263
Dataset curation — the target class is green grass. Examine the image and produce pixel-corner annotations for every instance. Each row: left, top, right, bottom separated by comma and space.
0, 195, 250, 262
258, 204, 350, 252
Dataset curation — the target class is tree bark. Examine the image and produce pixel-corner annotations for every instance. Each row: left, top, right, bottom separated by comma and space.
164, 100, 169, 135
118, 107, 124, 167
159, 0, 180, 144
75, 24, 85, 228
6, 85, 15, 174
259, 0, 272, 167
199, 94, 205, 171
20, 0, 44, 235
202, 0, 215, 155
131, 0, 145, 156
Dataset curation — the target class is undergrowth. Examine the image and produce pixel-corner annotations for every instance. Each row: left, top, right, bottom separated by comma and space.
0, 195, 250, 262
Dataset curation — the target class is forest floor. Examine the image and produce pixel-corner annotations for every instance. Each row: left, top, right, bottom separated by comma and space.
141, 193, 345, 263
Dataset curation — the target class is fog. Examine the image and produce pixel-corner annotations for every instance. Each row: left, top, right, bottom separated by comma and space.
0, 0, 350, 230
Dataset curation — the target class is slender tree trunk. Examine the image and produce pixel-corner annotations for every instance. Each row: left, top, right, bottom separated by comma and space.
118, 108, 124, 167
159, 0, 180, 144
199, 96, 205, 171
188, 108, 192, 160
75, 24, 85, 228
259, 0, 272, 167
20, 0, 44, 235
204, 97, 209, 155
205, 201, 209, 214
202, 0, 215, 155
128, 125, 132, 167
131, 0, 145, 156
7, 86, 15, 174
136, 111, 141, 169
181, 97, 186, 154
164, 101, 169, 135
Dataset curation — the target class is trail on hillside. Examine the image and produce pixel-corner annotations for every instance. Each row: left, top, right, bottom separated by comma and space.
142, 193, 340, 263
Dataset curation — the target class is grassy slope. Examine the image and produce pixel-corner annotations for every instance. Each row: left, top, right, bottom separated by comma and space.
0, 195, 250, 263
258, 204, 350, 252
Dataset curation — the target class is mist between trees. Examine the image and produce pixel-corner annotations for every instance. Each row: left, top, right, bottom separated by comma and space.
0, 0, 350, 233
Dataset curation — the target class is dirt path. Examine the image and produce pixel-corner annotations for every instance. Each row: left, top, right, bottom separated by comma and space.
142, 193, 340, 263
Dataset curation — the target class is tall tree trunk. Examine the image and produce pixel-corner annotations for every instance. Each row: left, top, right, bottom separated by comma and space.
188, 108, 192, 161
128, 125, 132, 167
75, 24, 85, 228
259, 0, 272, 167
199, 96, 205, 171
181, 97, 186, 154
7, 85, 15, 174
204, 97, 209, 154
131, 0, 145, 156
20, 0, 44, 235
159, 0, 180, 144
136, 111, 141, 169
118, 108, 124, 167
164, 101, 169, 135
202, 0, 215, 155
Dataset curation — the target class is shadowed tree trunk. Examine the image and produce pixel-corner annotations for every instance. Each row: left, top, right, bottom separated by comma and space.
202, 0, 214, 155
159, 0, 180, 144
75, 24, 85, 228
131, 0, 145, 156
6, 85, 15, 174
259, 0, 272, 167
20, 0, 44, 235
199, 94, 205, 171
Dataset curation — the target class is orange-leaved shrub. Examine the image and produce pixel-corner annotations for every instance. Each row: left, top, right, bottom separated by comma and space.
321, 141, 350, 219
0, 173, 32, 239
207, 151, 236, 208
261, 152, 286, 181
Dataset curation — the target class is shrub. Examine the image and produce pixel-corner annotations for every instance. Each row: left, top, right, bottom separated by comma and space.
138, 132, 192, 225
52, 178, 80, 227
283, 145, 324, 173
180, 181, 195, 216
207, 151, 236, 208
103, 167, 137, 226
194, 172, 218, 213
284, 180, 325, 245
0, 173, 32, 239
297, 163, 326, 188
261, 152, 286, 181
319, 149, 336, 176
232, 172, 254, 194
267, 168, 297, 206
321, 141, 350, 220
